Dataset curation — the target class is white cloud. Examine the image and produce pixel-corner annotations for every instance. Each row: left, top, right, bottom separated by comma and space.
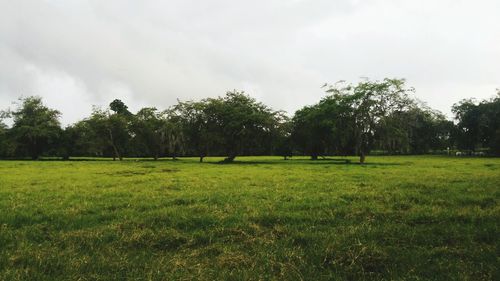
0, 0, 498, 125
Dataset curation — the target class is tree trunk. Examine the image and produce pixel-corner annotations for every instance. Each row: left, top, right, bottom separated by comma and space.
109, 129, 121, 161
224, 155, 236, 162
30, 139, 39, 160
30, 145, 39, 160
111, 145, 121, 161
360, 151, 366, 164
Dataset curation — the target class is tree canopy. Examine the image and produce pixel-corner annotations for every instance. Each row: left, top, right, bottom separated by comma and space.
1, 82, 498, 161
7, 96, 61, 159
452, 91, 500, 154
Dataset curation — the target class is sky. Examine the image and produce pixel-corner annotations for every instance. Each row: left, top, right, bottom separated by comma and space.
0, 0, 499, 125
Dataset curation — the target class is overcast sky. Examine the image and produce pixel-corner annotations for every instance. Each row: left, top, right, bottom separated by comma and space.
1, 0, 499, 125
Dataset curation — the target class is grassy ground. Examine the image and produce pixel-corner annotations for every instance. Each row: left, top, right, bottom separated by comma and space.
0, 156, 498, 280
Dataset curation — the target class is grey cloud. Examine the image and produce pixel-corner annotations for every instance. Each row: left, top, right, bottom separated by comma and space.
0, 0, 498, 125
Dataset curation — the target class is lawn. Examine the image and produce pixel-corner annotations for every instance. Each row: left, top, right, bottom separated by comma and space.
0, 156, 498, 280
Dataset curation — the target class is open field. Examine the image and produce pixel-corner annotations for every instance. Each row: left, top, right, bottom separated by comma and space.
0, 156, 499, 280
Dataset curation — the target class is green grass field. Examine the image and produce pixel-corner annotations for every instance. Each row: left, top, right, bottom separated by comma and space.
0, 156, 499, 280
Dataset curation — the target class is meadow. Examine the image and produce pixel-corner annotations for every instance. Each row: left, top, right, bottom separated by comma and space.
0, 156, 498, 280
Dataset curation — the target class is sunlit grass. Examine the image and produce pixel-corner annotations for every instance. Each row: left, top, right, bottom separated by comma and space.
0, 156, 498, 280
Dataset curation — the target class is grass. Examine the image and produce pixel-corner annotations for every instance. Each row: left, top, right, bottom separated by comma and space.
0, 156, 499, 280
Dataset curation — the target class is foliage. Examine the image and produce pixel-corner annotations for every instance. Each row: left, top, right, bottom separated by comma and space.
170, 101, 213, 162
7, 96, 61, 159
292, 79, 415, 162
130, 107, 168, 160
0, 82, 499, 160
325, 79, 414, 163
271, 112, 293, 159
453, 93, 500, 155
203, 91, 279, 161
0, 120, 12, 156
109, 99, 131, 115
376, 106, 454, 154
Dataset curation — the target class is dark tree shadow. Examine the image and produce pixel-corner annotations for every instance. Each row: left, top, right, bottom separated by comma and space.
210, 158, 405, 166
0, 157, 407, 166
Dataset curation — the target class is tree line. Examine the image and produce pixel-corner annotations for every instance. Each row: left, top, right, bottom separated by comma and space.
1, 78, 499, 163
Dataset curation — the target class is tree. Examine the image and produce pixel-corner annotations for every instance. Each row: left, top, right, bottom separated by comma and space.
452, 99, 482, 151
131, 107, 168, 160
376, 106, 453, 154
205, 91, 279, 162
291, 104, 331, 160
87, 101, 131, 161
8, 96, 61, 159
324, 79, 414, 163
272, 112, 293, 160
57, 125, 79, 160
483, 92, 500, 155
452, 91, 500, 155
109, 99, 131, 115
57, 122, 99, 160
159, 109, 184, 160
0, 120, 10, 157
171, 100, 213, 162
68, 118, 108, 157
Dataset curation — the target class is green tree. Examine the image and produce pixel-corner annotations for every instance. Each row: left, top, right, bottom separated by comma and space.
131, 107, 168, 160
69, 119, 108, 157
324, 79, 414, 163
171, 100, 213, 162
291, 104, 331, 160
8, 96, 61, 159
87, 102, 131, 161
160, 112, 185, 160
272, 112, 293, 160
109, 99, 131, 115
376, 106, 453, 154
205, 91, 278, 162
0, 120, 10, 157
57, 122, 101, 160
483, 91, 500, 155
453, 91, 500, 155
452, 99, 482, 151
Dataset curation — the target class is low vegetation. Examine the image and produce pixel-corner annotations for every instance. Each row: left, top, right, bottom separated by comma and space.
0, 156, 498, 280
